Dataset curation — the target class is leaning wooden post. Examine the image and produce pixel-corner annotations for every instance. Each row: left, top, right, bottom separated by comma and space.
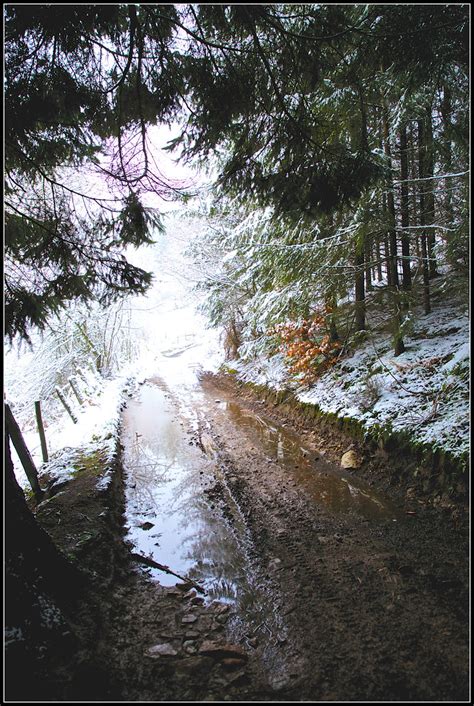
55, 386, 78, 423
34, 401, 49, 463
76, 368, 89, 389
5, 403, 44, 501
68, 377, 84, 405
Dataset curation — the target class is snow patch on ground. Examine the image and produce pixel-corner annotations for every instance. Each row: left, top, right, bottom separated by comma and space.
234, 306, 470, 460
11, 375, 129, 491
234, 353, 288, 389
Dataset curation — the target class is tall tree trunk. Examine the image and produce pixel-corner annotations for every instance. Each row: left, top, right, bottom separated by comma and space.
424, 107, 438, 278
440, 85, 455, 228
325, 297, 340, 342
379, 108, 393, 287
399, 123, 412, 293
382, 102, 404, 354
5, 404, 44, 500
365, 233, 373, 292
354, 241, 366, 332
382, 105, 399, 288
383, 233, 392, 286
392, 292, 405, 356
409, 123, 421, 267
381, 193, 392, 285
325, 214, 341, 341
375, 235, 383, 282
418, 119, 432, 314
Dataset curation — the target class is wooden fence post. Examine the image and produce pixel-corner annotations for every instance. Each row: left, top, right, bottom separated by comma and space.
55, 387, 78, 423
34, 401, 49, 463
68, 377, 84, 405
5, 403, 44, 501
76, 368, 89, 389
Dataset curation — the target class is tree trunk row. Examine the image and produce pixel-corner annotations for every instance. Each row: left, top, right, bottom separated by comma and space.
353, 99, 442, 350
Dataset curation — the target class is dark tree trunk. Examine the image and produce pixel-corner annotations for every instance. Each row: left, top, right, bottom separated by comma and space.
378, 106, 392, 287
418, 119, 432, 315
5, 403, 44, 500
424, 108, 438, 278
409, 123, 422, 268
365, 234, 373, 292
354, 242, 366, 332
392, 292, 406, 357
420, 233, 431, 314
381, 191, 392, 285
382, 102, 405, 354
375, 235, 383, 282
329, 314, 339, 343
383, 233, 392, 286
399, 123, 412, 293
326, 297, 340, 342
382, 105, 399, 288
440, 85, 455, 228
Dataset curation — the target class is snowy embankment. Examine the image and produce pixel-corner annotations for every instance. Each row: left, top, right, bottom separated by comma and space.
234, 304, 469, 463
7, 371, 130, 492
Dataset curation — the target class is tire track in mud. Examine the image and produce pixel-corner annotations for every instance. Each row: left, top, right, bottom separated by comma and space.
198, 379, 469, 701
28, 370, 466, 701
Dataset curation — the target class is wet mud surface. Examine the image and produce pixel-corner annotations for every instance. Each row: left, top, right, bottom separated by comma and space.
28, 371, 469, 702
195, 373, 469, 701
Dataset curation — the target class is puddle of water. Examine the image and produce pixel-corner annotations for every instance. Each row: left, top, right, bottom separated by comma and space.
121, 382, 257, 604
121, 376, 399, 684
221, 401, 400, 522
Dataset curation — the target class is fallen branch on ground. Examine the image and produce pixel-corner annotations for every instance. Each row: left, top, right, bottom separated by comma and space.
131, 552, 206, 595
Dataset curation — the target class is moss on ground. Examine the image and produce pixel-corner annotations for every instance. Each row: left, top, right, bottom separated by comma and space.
238, 378, 468, 498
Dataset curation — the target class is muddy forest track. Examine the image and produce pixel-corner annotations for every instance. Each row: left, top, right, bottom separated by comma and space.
27, 371, 469, 702
194, 374, 469, 701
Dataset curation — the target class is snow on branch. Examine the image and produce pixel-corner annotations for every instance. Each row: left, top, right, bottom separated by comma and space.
393, 170, 469, 185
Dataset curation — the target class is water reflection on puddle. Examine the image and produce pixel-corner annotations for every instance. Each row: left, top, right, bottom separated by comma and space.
220, 401, 400, 522
121, 382, 252, 603
122, 382, 399, 598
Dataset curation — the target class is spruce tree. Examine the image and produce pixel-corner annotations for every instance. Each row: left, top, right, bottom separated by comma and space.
5, 4, 182, 342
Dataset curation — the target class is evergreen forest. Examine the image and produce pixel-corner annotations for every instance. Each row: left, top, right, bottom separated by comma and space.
4, 4, 470, 703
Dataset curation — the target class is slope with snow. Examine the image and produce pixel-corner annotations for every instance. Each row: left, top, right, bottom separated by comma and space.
234, 299, 469, 462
